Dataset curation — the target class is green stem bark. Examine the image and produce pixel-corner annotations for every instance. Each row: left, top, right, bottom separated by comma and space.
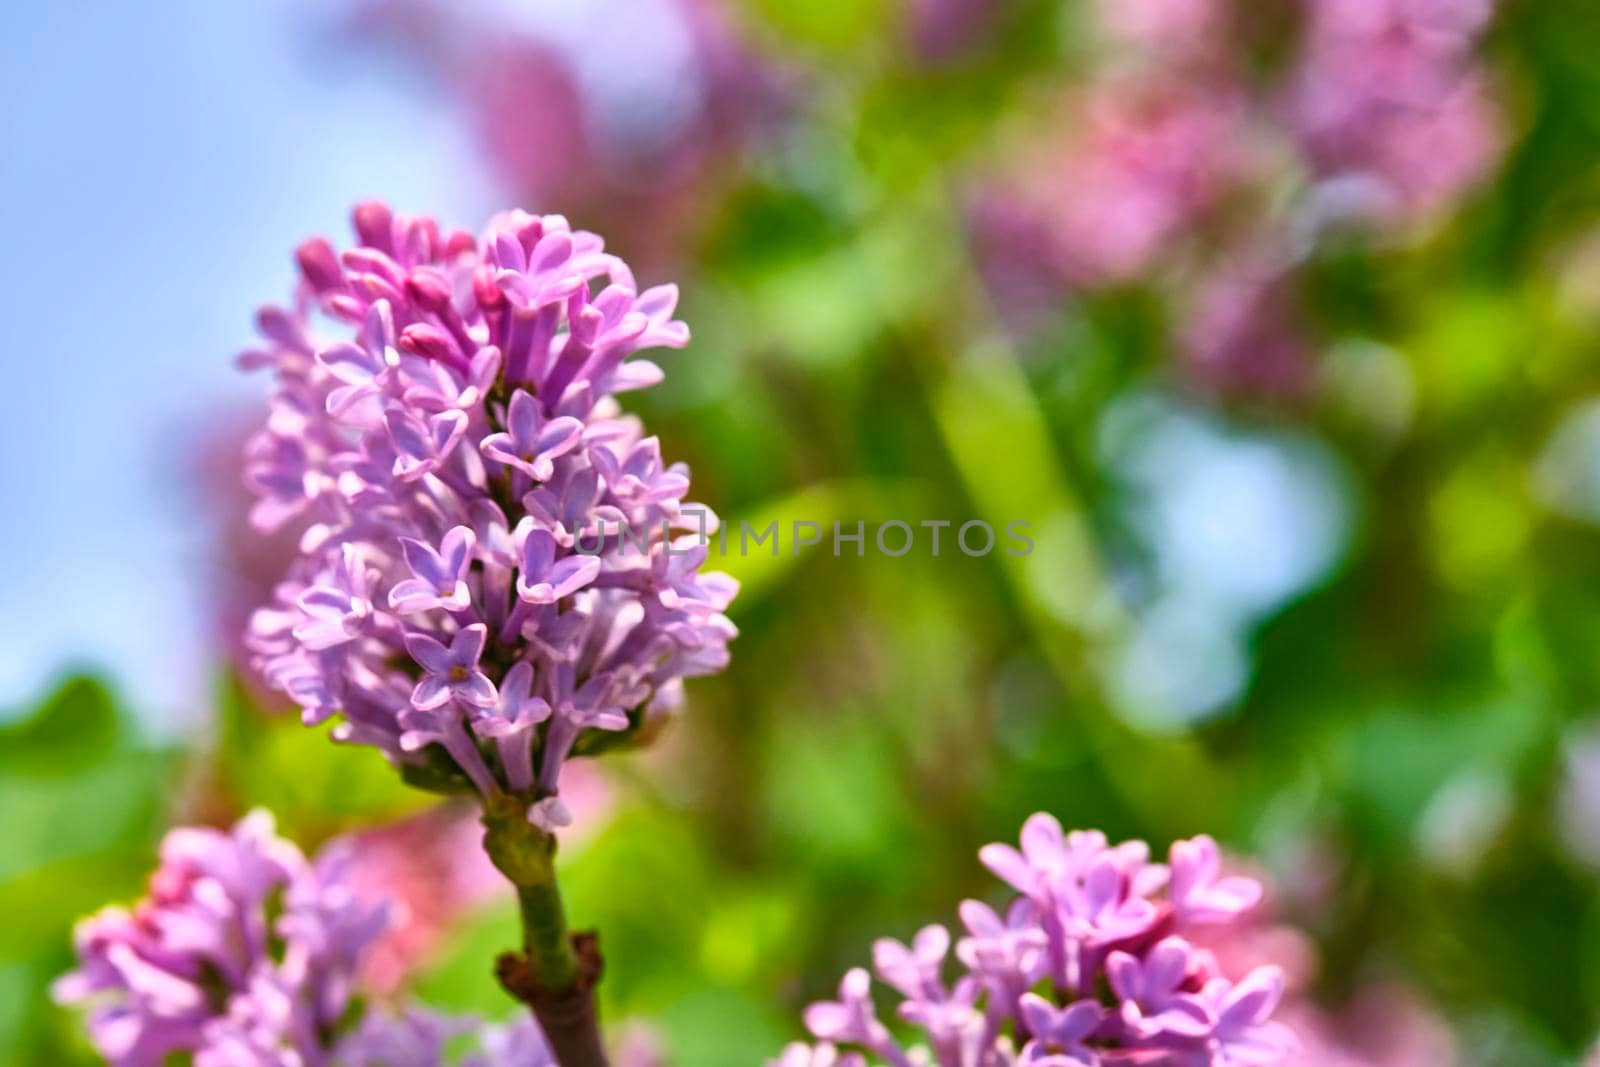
482, 794, 609, 1067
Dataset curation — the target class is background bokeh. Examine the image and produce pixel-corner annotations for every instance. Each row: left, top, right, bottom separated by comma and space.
6, 0, 1600, 1063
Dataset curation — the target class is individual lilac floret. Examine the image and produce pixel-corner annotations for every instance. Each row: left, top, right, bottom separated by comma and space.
1170, 835, 1263, 925
54, 811, 387, 1067
241, 203, 738, 828
1017, 994, 1103, 1066
404, 624, 498, 712
772, 813, 1296, 1067
480, 390, 585, 482
390, 527, 477, 615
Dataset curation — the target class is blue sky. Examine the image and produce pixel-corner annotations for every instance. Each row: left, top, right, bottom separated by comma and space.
0, 3, 498, 727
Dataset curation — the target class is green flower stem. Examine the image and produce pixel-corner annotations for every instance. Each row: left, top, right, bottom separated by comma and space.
482, 793, 609, 1067
514, 874, 577, 991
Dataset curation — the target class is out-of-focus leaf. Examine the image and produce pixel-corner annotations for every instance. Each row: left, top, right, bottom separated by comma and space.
0, 676, 119, 778
655, 985, 788, 1067
0, 850, 150, 959
216, 675, 428, 841
742, 0, 890, 52
1338, 696, 1548, 849
408, 899, 521, 1016
718, 479, 928, 607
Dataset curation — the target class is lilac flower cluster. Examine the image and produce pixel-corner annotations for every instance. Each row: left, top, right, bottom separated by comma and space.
773, 814, 1293, 1067
1291, 0, 1500, 224
338, 0, 788, 269
54, 810, 565, 1067
54, 811, 375, 1065
241, 202, 737, 827
975, 0, 1501, 396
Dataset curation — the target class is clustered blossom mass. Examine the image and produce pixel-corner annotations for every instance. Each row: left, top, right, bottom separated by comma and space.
976, 0, 1501, 395
242, 201, 737, 828
54, 811, 550, 1067
774, 814, 1293, 1067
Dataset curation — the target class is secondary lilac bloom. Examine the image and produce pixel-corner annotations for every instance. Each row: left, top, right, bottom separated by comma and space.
777, 813, 1293, 1067
390, 527, 477, 614
1179, 251, 1314, 399
58, 811, 600, 1067
241, 203, 737, 828
1289, 0, 1501, 226
54, 812, 387, 1067
335, 0, 791, 272
973, 81, 1248, 297
969, 0, 1504, 402
481, 389, 585, 481
1094, 0, 1226, 59
405, 624, 498, 710
338, 1007, 589, 1067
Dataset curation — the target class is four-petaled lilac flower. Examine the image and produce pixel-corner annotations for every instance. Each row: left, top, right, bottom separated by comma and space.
1017, 993, 1103, 1066
803, 969, 903, 1062
516, 523, 601, 604
386, 407, 468, 482
956, 897, 1047, 1004
873, 925, 951, 1001
293, 544, 376, 650
481, 389, 585, 481
1199, 965, 1296, 1066
977, 812, 1084, 901
390, 527, 477, 614
1170, 835, 1263, 925
589, 436, 689, 506
318, 321, 396, 417
405, 624, 498, 710
1108, 937, 1213, 1040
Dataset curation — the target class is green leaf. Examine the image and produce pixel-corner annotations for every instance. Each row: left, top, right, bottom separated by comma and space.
0, 850, 152, 959
0, 676, 120, 778
215, 674, 429, 839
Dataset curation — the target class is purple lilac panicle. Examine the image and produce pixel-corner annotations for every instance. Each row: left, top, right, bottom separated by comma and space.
241, 202, 738, 825
774, 813, 1294, 1067
53, 811, 388, 1066
55, 811, 581, 1067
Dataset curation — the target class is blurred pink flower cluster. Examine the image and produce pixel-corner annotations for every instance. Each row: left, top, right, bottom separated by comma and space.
338, 0, 787, 269
1188, 851, 1459, 1067
974, 0, 1503, 397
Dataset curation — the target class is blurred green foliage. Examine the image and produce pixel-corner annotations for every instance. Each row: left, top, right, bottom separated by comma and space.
19, 0, 1600, 1064
0, 677, 178, 1065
